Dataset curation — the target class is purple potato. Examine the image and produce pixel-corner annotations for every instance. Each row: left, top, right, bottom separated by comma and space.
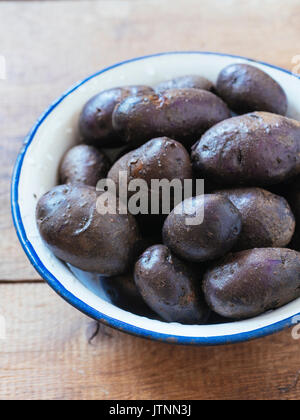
163, 194, 242, 262
203, 248, 300, 319
192, 112, 300, 187
112, 88, 231, 148
217, 63, 288, 115
59, 144, 110, 187
108, 136, 192, 198
134, 245, 209, 324
215, 187, 295, 250
36, 184, 142, 275
108, 137, 193, 229
79, 85, 154, 148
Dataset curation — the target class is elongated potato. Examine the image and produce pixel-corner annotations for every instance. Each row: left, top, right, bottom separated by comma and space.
163, 194, 242, 262
36, 184, 142, 275
192, 112, 300, 186
217, 63, 288, 115
107, 137, 193, 232
203, 248, 300, 319
134, 245, 209, 324
59, 144, 110, 187
112, 88, 231, 148
79, 85, 154, 148
215, 187, 295, 250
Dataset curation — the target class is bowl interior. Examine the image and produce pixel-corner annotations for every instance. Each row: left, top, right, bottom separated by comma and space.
14, 52, 300, 344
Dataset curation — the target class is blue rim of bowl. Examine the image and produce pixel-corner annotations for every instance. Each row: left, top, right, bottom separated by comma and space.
11, 51, 300, 346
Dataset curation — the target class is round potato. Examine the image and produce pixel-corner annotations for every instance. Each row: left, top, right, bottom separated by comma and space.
203, 248, 300, 319
134, 245, 209, 324
36, 184, 142, 275
108, 136, 192, 198
215, 187, 295, 250
163, 194, 242, 262
216, 63, 288, 115
108, 137, 193, 233
155, 75, 214, 93
192, 112, 300, 187
59, 144, 110, 187
79, 85, 154, 148
112, 88, 231, 148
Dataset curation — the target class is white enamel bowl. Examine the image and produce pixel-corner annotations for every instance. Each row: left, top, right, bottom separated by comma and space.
11, 52, 300, 345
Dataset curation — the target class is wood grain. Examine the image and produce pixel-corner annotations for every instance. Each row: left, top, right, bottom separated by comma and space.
0, 283, 299, 400
1, 0, 300, 279
1, 0, 300, 401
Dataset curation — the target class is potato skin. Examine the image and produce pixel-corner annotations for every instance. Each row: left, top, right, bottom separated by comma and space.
79, 85, 154, 148
192, 112, 300, 187
215, 188, 295, 250
134, 245, 209, 324
108, 137, 193, 232
163, 194, 242, 262
155, 75, 214, 93
217, 63, 288, 115
59, 144, 110, 187
36, 184, 142, 275
108, 137, 193, 197
203, 248, 300, 319
112, 88, 231, 148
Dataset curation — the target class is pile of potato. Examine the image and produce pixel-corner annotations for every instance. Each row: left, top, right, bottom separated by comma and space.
36, 63, 300, 323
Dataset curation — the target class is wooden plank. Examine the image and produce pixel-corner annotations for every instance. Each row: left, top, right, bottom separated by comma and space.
1, 0, 300, 280
1, 0, 300, 403
0, 283, 299, 400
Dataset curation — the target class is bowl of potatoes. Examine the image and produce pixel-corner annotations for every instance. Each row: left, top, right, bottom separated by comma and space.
11, 52, 300, 345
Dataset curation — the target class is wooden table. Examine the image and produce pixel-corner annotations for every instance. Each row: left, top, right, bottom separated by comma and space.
1, 0, 300, 400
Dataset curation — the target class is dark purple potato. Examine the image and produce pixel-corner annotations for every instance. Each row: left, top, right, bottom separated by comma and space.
217, 63, 288, 115
134, 245, 209, 324
36, 184, 142, 275
192, 112, 300, 187
155, 75, 214, 93
59, 144, 110, 187
108, 137, 193, 233
215, 188, 295, 250
101, 273, 159, 318
112, 88, 231, 148
203, 248, 300, 319
108, 137, 193, 204
79, 85, 154, 148
163, 194, 242, 263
